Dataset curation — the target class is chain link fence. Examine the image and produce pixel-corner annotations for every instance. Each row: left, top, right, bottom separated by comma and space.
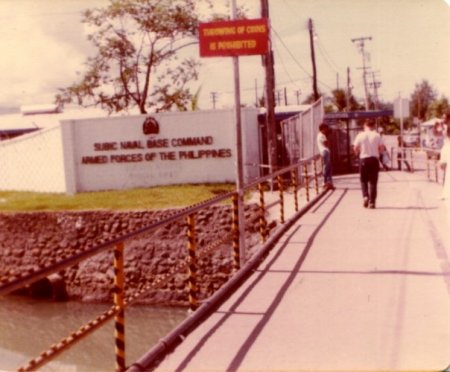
280, 98, 324, 165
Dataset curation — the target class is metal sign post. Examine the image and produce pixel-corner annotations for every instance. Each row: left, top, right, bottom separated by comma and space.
231, 0, 246, 269
199, 5, 269, 268
394, 95, 410, 148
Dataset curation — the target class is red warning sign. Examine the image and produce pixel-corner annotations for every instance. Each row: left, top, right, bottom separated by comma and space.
199, 18, 269, 57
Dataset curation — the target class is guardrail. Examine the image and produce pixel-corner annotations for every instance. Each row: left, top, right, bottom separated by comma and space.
0, 154, 326, 372
390, 146, 443, 184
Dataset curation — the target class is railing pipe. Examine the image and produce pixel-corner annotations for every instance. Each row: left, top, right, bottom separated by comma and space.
186, 213, 199, 311
258, 183, 268, 242
303, 163, 310, 202
127, 186, 331, 372
231, 193, 241, 270
0, 190, 234, 297
291, 169, 299, 212
113, 243, 126, 372
313, 158, 319, 195
277, 175, 285, 224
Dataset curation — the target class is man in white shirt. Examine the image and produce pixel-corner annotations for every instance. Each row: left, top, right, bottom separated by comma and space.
317, 123, 334, 190
353, 120, 385, 209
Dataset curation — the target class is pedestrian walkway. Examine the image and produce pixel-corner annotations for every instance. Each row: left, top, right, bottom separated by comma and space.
157, 170, 450, 372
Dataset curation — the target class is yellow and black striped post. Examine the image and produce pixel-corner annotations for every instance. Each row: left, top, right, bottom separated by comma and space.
277, 175, 285, 224
313, 158, 319, 195
257, 183, 268, 242
291, 169, 299, 212
186, 213, 199, 311
113, 242, 126, 372
303, 163, 310, 202
409, 149, 414, 172
231, 193, 241, 271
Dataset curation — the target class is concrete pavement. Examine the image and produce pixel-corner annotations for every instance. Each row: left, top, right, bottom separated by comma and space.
157, 170, 450, 372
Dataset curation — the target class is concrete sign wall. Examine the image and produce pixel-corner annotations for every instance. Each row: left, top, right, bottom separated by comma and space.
61, 108, 260, 193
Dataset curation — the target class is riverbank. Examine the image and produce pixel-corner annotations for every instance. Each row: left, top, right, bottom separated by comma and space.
0, 204, 266, 306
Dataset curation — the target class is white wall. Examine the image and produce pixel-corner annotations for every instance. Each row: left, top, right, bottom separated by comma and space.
62, 108, 260, 193
0, 126, 67, 192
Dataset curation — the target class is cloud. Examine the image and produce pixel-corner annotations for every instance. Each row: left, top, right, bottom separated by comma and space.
0, 7, 87, 106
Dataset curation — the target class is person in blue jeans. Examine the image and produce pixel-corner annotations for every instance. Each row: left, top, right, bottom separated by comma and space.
317, 123, 335, 190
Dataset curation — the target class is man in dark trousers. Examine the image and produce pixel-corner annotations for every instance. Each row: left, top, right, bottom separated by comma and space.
353, 120, 385, 209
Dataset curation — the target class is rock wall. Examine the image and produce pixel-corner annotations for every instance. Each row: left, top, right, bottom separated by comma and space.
0, 204, 268, 306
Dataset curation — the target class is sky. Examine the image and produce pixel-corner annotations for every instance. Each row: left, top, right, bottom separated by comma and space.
0, 0, 449, 111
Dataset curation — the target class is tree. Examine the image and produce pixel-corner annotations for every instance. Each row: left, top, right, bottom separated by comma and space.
56, 0, 206, 114
328, 88, 363, 112
410, 80, 437, 120
426, 95, 449, 119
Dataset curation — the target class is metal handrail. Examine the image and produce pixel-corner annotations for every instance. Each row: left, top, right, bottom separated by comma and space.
0, 191, 233, 296
1, 153, 325, 371
128, 185, 330, 372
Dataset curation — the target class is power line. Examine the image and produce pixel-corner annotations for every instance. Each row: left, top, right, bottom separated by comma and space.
316, 38, 340, 73
272, 27, 312, 78
272, 40, 303, 90
273, 26, 334, 93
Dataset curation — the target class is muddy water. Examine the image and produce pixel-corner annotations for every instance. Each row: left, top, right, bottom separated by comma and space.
0, 297, 187, 371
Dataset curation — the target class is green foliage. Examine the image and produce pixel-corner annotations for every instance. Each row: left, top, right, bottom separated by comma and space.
327, 88, 363, 112
0, 184, 235, 212
409, 80, 437, 120
426, 95, 449, 119
55, 0, 216, 114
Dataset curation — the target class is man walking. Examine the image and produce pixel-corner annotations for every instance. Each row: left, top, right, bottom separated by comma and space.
317, 123, 334, 190
353, 120, 385, 209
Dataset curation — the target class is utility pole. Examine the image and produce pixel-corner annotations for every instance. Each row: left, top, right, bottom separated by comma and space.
254, 79, 258, 107
336, 72, 339, 90
276, 90, 282, 106
346, 67, 352, 112
210, 91, 218, 109
308, 18, 319, 101
284, 87, 288, 106
261, 0, 277, 174
351, 36, 372, 110
369, 71, 381, 110
294, 89, 301, 105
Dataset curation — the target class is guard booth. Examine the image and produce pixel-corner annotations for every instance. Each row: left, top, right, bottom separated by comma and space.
324, 110, 393, 174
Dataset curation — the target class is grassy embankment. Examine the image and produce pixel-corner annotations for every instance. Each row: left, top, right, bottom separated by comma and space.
0, 184, 235, 212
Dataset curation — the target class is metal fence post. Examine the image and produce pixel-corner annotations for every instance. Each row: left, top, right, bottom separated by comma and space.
303, 163, 310, 202
113, 243, 126, 372
410, 149, 414, 172
186, 214, 198, 311
426, 154, 430, 180
277, 175, 285, 224
435, 156, 439, 183
291, 169, 299, 212
313, 158, 319, 195
257, 183, 268, 242
390, 147, 394, 170
231, 194, 241, 270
